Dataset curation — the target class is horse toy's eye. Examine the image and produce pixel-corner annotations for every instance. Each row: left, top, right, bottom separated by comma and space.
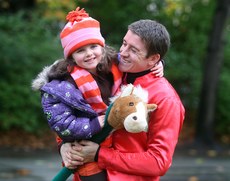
129, 102, 134, 106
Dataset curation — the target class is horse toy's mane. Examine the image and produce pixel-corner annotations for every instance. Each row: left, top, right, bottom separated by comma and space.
110, 84, 149, 103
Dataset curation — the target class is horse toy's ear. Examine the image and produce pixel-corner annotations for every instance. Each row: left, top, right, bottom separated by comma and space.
107, 84, 157, 133
119, 84, 134, 97
147, 103, 157, 112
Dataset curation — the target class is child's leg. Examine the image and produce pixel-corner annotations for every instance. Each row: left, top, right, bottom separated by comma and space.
79, 170, 107, 181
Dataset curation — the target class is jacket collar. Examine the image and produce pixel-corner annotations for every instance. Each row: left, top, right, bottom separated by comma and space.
123, 69, 152, 84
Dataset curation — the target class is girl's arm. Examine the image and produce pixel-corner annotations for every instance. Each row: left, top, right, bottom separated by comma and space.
41, 91, 101, 142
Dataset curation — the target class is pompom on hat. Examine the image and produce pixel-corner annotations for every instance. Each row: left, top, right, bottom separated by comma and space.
60, 7, 105, 59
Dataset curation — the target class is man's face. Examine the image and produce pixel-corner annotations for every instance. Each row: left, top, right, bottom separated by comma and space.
118, 30, 151, 73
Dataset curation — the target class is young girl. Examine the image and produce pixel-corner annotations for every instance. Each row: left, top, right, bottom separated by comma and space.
32, 7, 164, 181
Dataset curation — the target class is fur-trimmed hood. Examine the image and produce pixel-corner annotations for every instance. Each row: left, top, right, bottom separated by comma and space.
31, 59, 62, 91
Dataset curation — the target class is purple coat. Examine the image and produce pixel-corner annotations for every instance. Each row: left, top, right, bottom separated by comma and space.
41, 79, 101, 142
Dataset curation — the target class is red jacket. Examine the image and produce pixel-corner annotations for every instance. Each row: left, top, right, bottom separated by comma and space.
98, 73, 185, 181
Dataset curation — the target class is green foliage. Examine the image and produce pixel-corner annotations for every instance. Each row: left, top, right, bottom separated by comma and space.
163, 0, 216, 108
0, 10, 62, 132
78, 0, 158, 47
164, 0, 230, 135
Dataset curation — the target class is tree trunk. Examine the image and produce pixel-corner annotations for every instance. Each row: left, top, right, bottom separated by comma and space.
195, 0, 230, 146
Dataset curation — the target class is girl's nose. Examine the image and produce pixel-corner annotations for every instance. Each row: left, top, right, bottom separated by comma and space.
86, 48, 93, 56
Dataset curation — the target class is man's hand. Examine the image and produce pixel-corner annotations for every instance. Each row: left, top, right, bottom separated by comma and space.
60, 142, 84, 169
72, 140, 99, 163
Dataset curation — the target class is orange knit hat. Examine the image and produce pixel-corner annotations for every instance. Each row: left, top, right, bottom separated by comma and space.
60, 7, 105, 59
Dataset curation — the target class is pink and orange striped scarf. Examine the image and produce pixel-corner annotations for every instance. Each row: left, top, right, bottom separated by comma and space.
70, 64, 122, 114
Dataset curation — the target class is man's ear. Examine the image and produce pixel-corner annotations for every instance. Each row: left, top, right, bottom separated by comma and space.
148, 54, 160, 66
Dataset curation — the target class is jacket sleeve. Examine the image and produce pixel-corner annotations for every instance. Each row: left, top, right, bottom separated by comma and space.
98, 96, 185, 176
41, 81, 101, 142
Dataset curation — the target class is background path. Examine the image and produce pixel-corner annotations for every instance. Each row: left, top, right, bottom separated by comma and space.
0, 145, 229, 181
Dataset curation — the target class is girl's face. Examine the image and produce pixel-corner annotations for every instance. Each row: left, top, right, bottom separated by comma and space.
72, 44, 103, 74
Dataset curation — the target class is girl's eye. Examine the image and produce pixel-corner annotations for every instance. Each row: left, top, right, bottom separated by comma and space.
91, 45, 99, 49
76, 49, 84, 53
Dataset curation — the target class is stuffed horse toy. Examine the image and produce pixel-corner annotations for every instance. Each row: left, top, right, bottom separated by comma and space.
52, 84, 157, 181
107, 84, 157, 132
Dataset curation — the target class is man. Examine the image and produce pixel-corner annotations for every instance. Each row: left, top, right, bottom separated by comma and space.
61, 19, 185, 181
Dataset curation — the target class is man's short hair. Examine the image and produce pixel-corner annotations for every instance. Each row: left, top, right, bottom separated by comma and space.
128, 20, 170, 59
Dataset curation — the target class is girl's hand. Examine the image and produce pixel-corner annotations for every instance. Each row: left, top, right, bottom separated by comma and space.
98, 115, 105, 128
151, 60, 164, 77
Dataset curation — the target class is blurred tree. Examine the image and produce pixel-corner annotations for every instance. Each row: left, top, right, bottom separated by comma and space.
0, 0, 77, 133
36, 0, 76, 20
195, 0, 230, 146
77, 0, 163, 47
0, 10, 62, 132
0, 0, 35, 12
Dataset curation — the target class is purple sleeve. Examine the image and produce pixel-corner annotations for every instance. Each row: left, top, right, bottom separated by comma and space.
41, 92, 101, 142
